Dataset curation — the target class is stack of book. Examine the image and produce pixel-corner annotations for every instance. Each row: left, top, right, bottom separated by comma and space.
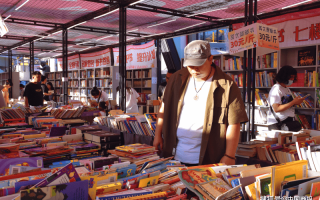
254, 89, 269, 106
256, 52, 278, 69
0, 109, 25, 120
83, 130, 122, 153
94, 114, 157, 136
50, 106, 86, 119
291, 91, 314, 108
291, 70, 319, 87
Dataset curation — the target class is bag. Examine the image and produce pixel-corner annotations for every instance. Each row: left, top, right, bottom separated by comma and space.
270, 105, 301, 132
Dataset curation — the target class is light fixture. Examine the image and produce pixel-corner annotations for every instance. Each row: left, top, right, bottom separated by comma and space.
15, 0, 29, 10
186, 7, 227, 18
147, 19, 176, 28
175, 22, 206, 32
141, 32, 166, 38
96, 35, 113, 41
281, 0, 311, 9
94, 9, 119, 19
79, 47, 92, 52
50, 30, 62, 36
4, 15, 11, 21
68, 21, 87, 30
127, 29, 138, 33
129, 0, 144, 6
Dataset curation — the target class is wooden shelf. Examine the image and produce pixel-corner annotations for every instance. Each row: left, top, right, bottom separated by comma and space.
292, 65, 316, 68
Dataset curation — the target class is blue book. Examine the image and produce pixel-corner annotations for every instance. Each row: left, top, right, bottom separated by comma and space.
116, 164, 137, 179
141, 163, 167, 174
280, 186, 298, 197
271, 53, 274, 68
230, 178, 244, 200
15, 179, 43, 193
233, 57, 237, 70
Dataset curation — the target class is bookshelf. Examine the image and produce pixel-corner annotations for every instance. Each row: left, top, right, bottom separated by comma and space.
46, 72, 62, 102
213, 43, 320, 131
48, 66, 116, 104
126, 69, 153, 94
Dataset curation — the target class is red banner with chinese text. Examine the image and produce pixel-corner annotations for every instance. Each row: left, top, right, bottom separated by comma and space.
232, 8, 320, 48
80, 48, 111, 69
57, 54, 80, 71
113, 40, 156, 69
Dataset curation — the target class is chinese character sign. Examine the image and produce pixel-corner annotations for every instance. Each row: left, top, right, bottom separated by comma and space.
80, 48, 111, 69
228, 23, 279, 55
57, 54, 80, 71
113, 40, 156, 69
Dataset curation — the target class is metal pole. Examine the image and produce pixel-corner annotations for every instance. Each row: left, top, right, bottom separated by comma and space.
251, 0, 258, 139
8, 50, 12, 98
29, 41, 34, 79
156, 39, 161, 98
246, 0, 253, 140
62, 28, 68, 105
119, 5, 126, 112
244, 0, 248, 140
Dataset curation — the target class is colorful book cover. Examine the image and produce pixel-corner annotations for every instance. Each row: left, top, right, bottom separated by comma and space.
195, 178, 232, 199
178, 168, 217, 200
138, 175, 160, 188
115, 144, 155, 153
116, 164, 137, 179
15, 179, 43, 193
9, 165, 49, 175
0, 170, 52, 188
0, 157, 43, 176
310, 182, 320, 197
34, 163, 81, 188
271, 160, 308, 196
20, 180, 88, 200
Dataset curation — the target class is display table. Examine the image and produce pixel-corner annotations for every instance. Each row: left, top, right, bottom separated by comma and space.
236, 156, 277, 167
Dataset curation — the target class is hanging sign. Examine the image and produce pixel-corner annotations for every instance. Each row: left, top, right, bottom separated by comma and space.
80, 48, 111, 69
57, 54, 80, 71
113, 40, 156, 69
228, 23, 279, 56
233, 8, 320, 49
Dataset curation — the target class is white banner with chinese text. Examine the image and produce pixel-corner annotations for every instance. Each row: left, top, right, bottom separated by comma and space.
232, 8, 320, 49
80, 48, 111, 69
57, 55, 80, 71
113, 40, 156, 69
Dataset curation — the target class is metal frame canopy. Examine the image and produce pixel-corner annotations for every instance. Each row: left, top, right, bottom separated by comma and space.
0, 0, 319, 57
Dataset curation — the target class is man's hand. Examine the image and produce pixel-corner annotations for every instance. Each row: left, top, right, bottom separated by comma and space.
153, 136, 163, 151
219, 155, 235, 165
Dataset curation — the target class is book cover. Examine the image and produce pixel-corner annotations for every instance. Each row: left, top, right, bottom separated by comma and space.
298, 48, 316, 66
310, 182, 320, 197
195, 178, 231, 200
271, 160, 308, 196
0, 157, 43, 176
115, 144, 155, 153
178, 168, 217, 200
34, 163, 81, 188
20, 180, 88, 200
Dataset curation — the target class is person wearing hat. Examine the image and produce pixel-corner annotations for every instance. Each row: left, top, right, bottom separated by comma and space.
153, 40, 248, 166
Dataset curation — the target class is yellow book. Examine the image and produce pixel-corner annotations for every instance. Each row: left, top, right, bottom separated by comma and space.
273, 52, 278, 68
232, 58, 235, 70
255, 89, 262, 106
314, 71, 316, 87
138, 175, 160, 188
241, 166, 272, 178
96, 181, 122, 195
23, 133, 46, 139
245, 183, 257, 200
271, 160, 308, 196
118, 191, 167, 200
227, 165, 257, 176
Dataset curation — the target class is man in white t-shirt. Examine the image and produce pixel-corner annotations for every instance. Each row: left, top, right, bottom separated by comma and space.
116, 87, 141, 113
89, 87, 110, 108
153, 40, 248, 165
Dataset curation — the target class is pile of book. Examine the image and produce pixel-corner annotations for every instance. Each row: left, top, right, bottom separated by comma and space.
255, 89, 269, 106
77, 125, 122, 154
50, 106, 86, 119
256, 52, 278, 69
94, 113, 157, 136
0, 109, 25, 120
291, 91, 314, 108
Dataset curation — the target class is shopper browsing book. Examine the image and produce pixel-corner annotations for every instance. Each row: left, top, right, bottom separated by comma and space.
1, 79, 12, 107
267, 66, 305, 131
46, 82, 55, 101
24, 71, 43, 107
153, 40, 248, 166
41, 76, 50, 101
89, 87, 110, 108
116, 86, 141, 113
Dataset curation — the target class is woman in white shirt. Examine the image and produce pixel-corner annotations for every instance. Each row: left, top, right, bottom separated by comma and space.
116, 86, 141, 113
89, 87, 110, 108
267, 65, 306, 130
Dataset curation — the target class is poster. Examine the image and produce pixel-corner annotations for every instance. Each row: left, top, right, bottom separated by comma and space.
113, 40, 156, 69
